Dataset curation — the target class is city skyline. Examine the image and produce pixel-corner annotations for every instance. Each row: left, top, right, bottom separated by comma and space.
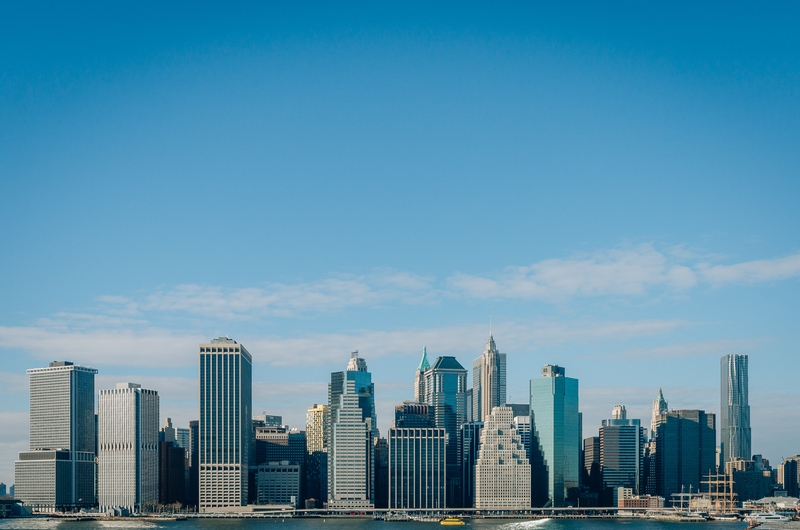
1, 2, 799, 490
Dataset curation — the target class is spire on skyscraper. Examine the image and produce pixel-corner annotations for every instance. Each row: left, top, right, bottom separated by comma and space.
418, 345, 431, 372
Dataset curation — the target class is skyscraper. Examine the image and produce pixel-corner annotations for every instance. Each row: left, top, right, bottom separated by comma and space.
472, 334, 506, 423
15, 361, 98, 511
599, 405, 646, 501
98, 383, 159, 513
306, 404, 329, 506
327, 352, 377, 509
388, 402, 446, 509
459, 421, 483, 508
530, 364, 580, 507
188, 420, 199, 510
424, 355, 467, 506
720, 354, 751, 466
652, 409, 716, 503
414, 345, 431, 402
474, 406, 531, 509
199, 337, 252, 512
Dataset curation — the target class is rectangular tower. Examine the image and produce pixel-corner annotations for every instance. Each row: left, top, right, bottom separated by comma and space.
720, 354, 751, 466
327, 352, 377, 509
652, 409, 716, 503
424, 356, 467, 506
529, 364, 580, 507
15, 361, 98, 512
199, 337, 252, 512
388, 403, 446, 509
98, 383, 159, 513
599, 405, 646, 498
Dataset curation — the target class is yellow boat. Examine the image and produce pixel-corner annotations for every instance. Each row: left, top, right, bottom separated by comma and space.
440, 517, 465, 526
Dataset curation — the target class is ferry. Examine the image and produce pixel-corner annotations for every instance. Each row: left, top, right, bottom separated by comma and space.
440, 516, 466, 526
749, 513, 791, 523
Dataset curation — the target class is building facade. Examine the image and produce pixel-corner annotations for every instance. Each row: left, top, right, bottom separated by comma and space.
720, 354, 751, 467
424, 356, 467, 506
327, 352, 377, 509
388, 403, 446, 509
652, 409, 716, 504
257, 462, 301, 507
98, 383, 159, 513
530, 364, 580, 507
472, 334, 506, 423
15, 361, 98, 511
198, 337, 253, 512
459, 422, 483, 508
474, 406, 531, 509
305, 404, 328, 506
599, 405, 646, 500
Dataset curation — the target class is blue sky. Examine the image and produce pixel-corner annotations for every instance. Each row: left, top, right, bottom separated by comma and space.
1, 2, 799, 486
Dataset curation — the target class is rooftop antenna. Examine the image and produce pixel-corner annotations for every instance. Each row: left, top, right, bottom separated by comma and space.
490, 315, 492, 336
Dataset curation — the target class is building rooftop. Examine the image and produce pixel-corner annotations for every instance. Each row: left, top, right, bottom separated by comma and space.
431, 356, 465, 371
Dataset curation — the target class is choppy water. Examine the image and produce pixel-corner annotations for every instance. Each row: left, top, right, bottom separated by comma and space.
0, 518, 750, 530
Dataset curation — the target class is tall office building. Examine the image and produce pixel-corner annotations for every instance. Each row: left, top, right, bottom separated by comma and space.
188, 420, 199, 510
599, 405, 646, 500
513, 415, 531, 460
459, 422, 483, 508
15, 361, 98, 511
472, 334, 506, 423
388, 402, 446, 509
424, 356, 467, 506
306, 404, 328, 506
474, 406, 530, 509
720, 354, 751, 466
778, 457, 800, 498
198, 337, 252, 512
98, 383, 159, 513
652, 409, 716, 503
327, 352, 377, 509
530, 364, 580, 507
583, 436, 602, 496
414, 346, 431, 402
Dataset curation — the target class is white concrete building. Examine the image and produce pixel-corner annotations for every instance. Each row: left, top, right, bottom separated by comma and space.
98, 383, 159, 513
474, 406, 530, 509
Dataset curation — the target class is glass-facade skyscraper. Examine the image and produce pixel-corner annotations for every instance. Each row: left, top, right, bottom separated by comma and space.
327, 352, 377, 509
720, 354, 751, 466
599, 405, 646, 497
652, 409, 716, 502
198, 337, 252, 512
530, 364, 580, 507
15, 361, 98, 512
388, 402, 446, 509
424, 355, 467, 506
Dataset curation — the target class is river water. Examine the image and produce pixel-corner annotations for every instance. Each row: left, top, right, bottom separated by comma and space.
0, 519, 749, 530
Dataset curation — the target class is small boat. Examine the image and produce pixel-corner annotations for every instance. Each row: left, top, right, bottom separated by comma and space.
440, 517, 465, 526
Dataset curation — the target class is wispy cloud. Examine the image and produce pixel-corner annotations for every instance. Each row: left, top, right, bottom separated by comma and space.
697, 253, 800, 285
0, 319, 687, 369
134, 270, 437, 319
0, 326, 204, 368
611, 337, 767, 361
449, 245, 800, 301
449, 244, 696, 300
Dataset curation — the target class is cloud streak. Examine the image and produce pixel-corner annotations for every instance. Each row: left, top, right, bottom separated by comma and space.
448, 246, 800, 301
0, 319, 687, 369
